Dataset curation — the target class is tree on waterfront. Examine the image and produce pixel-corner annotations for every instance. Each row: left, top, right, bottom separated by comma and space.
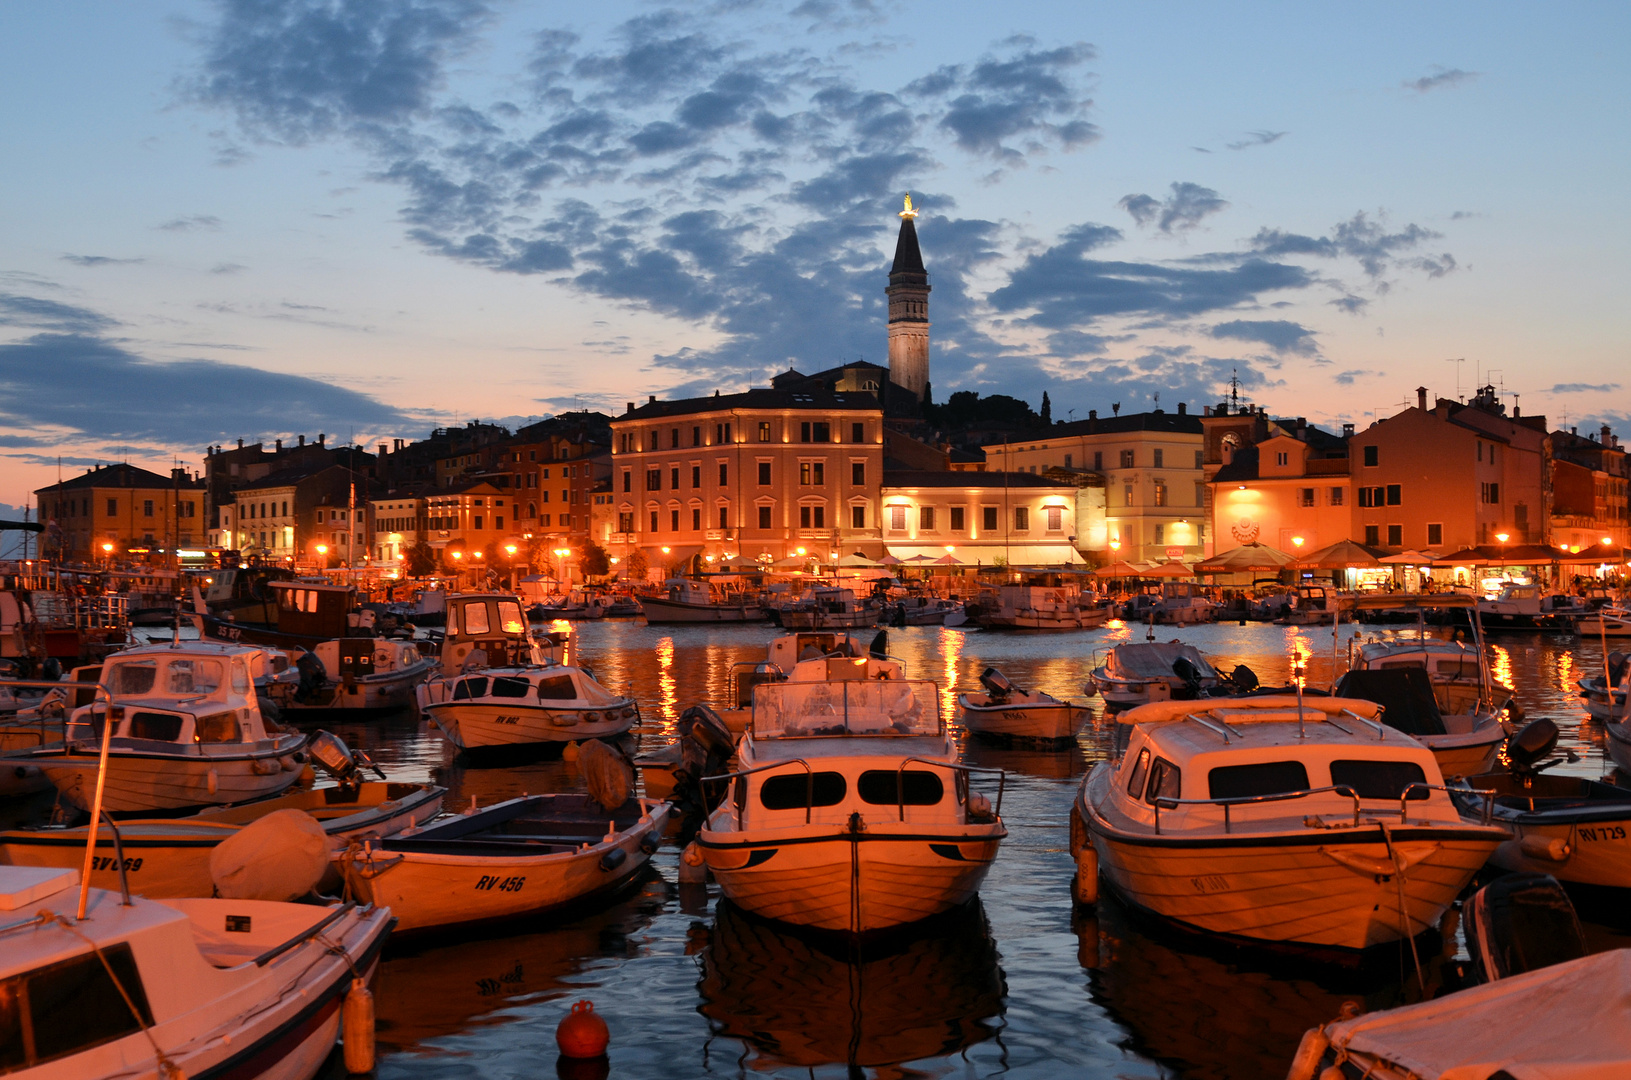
405, 541, 437, 578
581, 541, 610, 578
623, 549, 649, 582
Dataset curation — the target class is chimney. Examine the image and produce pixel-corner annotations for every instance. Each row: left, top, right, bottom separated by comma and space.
1342, 423, 1355, 438
626, 402, 634, 413
380, 443, 389, 458
1603, 424, 1613, 445
298, 434, 305, 446
1513, 406, 1521, 418
1416, 386, 1428, 410
648, 395, 657, 404
237, 438, 244, 449
394, 438, 403, 451
1176, 402, 1187, 415
318, 433, 326, 446
1203, 405, 1213, 416
1088, 409, 1097, 420
1295, 417, 1307, 436
274, 438, 282, 452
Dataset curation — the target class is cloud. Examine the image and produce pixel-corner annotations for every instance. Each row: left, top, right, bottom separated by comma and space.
210, 262, 247, 274
1547, 382, 1620, 395
0, 294, 121, 334
1225, 130, 1286, 151
1250, 211, 1448, 280
61, 254, 144, 267
1119, 182, 1228, 233
908, 40, 1100, 161
1334, 368, 1378, 385
157, 215, 224, 232
1405, 68, 1479, 93
1209, 319, 1319, 356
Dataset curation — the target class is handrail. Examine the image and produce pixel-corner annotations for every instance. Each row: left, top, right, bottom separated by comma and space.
1436, 782, 1498, 827
1341, 708, 1389, 740
1154, 784, 1362, 835
1185, 713, 1232, 743
253, 902, 354, 967
702, 758, 816, 824
98, 810, 132, 906
894, 757, 1007, 821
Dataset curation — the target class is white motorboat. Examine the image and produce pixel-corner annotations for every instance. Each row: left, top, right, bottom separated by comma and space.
978, 583, 1104, 630
957, 667, 1089, 743
1573, 606, 1631, 639
340, 793, 670, 933
265, 636, 435, 716
427, 591, 567, 676
1274, 584, 1339, 626
1070, 695, 1509, 953
419, 664, 639, 754
1087, 641, 1225, 710
696, 658, 1006, 934
640, 578, 765, 624
1578, 645, 1630, 723
780, 586, 881, 630
713, 630, 889, 734
1336, 660, 1509, 778
26, 642, 310, 814
0, 863, 391, 1080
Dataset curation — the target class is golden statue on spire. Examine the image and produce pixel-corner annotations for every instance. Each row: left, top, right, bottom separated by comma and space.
899, 192, 917, 219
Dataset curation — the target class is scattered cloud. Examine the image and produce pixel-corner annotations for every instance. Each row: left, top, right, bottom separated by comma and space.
61, 254, 144, 267
1119, 182, 1228, 233
0, 294, 121, 334
157, 215, 224, 232
1209, 319, 1319, 357
1547, 382, 1620, 395
1250, 211, 1449, 280
210, 262, 246, 274
1226, 130, 1286, 151
1405, 67, 1479, 93
1334, 368, 1378, 385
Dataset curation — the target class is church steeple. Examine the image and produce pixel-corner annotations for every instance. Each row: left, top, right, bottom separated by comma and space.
886, 193, 930, 400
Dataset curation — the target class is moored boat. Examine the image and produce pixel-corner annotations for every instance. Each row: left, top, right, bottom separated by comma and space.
977, 583, 1103, 630
779, 586, 881, 630
957, 667, 1089, 743
1071, 695, 1510, 954
1087, 640, 1227, 710
640, 578, 765, 623
1334, 667, 1508, 778
269, 637, 435, 717
419, 664, 639, 754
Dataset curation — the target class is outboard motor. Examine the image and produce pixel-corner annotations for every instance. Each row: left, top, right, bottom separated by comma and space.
294, 649, 328, 704
1609, 650, 1629, 689
979, 667, 1015, 702
1507, 717, 1562, 778
1230, 664, 1260, 693
307, 729, 386, 789
1463, 873, 1587, 984
870, 629, 890, 660
1172, 657, 1203, 699
675, 704, 736, 841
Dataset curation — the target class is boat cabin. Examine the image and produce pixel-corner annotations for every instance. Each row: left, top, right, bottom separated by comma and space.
663, 579, 714, 605
442, 666, 636, 718
65, 643, 276, 747
268, 582, 357, 639
313, 637, 426, 681
438, 592, 557, 672
749, 678, 940, 739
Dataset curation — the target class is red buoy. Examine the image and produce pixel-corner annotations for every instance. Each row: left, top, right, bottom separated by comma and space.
556, 1000, 610, 1058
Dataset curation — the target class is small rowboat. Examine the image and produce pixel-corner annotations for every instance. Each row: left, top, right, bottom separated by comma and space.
340, 793, 670, 933
958, 667, 1088, 743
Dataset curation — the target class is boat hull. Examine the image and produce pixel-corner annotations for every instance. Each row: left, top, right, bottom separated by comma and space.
780, 609, 879, 630
1607, 720, 1631, 774
1420, 725, 1508, 779
958, 696, 1088, 741
279, 661, 435, 715
698, 821, 1005, 934
425, 700, 636, 751
639, 596, 765, 623
36, 736, 309, 813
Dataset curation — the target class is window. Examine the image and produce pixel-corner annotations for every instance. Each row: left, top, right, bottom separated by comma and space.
858, 769, 943, 805
1195, 481, 1205, 507
851, 505, 865, 528
757, 462, 771, 485
1195, 450, 1203, 469
758, 421, 771, 442
1427, 523, 1443, 546
799, 505, 825, 528
1385, 484, 1402, 506
1144, 757, 1182, 805
920, 507, 936, 531
1154, 523, 1164, 544
473, 515, 483, 529
950, 506, 965, 531
650, 511, 659, 532
758, 506, 772, 528
128, 711, 183, 740
537, 675, 578, 700
141, 499, 155, 517
106, 498, 117, 515
799, 462, 824, 486
1119, 449, 1135, 468
489, 676, 531, 699
1046, 506, 1063, 532
692, 426, 702, 447
622, 470, 631, 492
851, 462, 865, 485
671, 467, 681, 489
1153, 482, 1167, 507
670, 428, 681, 449
1124, 484, 1134, 507
1329, 760, 1429, 800
800, 422, 812, 443
1364, 524, 1380, 546
1014, 506, 1029, 531
646, 469, 661, 491
1093, 451, 1103, 471
718, 506, 728, 529
1330, 487, 1345, 506
813, 422, 830, 442
1387, 524, 1402, 546
1273, 451, 1287, 467
718, 462, 728, 485
1, 943, 153, 1069
1207, 761, 1309, 799
1299, 488, 1315, 507
889, 505, 907, 530
692, 466, 701, 488
982, 507, 998, 531
851, 422, 864, 443
1481, 482, 1501, 504
647, 431, 659, 452
671, 509, 680, 531
762, 772, 846, 809
1363, 445, 1378, 467
1126, 748, 1151, 796
618, 512, 633, 533
1153, 448, 1165, 468
1358, 486, 1385, 507
1064, 453, 1072, 469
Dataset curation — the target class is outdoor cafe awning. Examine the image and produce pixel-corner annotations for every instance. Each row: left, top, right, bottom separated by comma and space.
1432, 544, 1564, 567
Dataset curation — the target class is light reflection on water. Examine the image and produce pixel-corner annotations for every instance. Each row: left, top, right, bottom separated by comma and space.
298, 619, 1631, 1080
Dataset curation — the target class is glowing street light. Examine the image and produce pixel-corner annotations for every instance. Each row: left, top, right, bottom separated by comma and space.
1292, 536, 1305, 547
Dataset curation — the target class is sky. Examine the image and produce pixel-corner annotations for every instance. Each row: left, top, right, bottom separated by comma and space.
2, 0, 1627, 515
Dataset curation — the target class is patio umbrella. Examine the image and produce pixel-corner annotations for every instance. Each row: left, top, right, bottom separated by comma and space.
1194, 543, 1296, 574
1379, 549, 1439, 565
1557, 541, 1625, 564
1144, 561, 1195, 578
1093, 561, 1147, 577
771, 555, 810, 569
903, 554, 936, 564
933, 554, 963, 565
1295, 539, 1386, 569
836, 553, 877, 568
879, 554, 904, 566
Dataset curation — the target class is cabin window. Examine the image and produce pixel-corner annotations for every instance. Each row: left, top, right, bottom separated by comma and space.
490, 677, 531, 698
166, 659, 223, 695
498, 602, 525, 634
194, 711, 242, 743
452, 677, 488, 700
1329, 760, 1429, 800
1207, 761, 1310, 800
536, 675, 579, 700
760, 772, 847, 809
127, 711, 183, 741
109, 661, 157, 696
0, 943, 152, 1070
858, 769, 944, 805
1126, 748, 1151, 797
463, 605, 491, 635
1144, 758, 1182, 805
232, 661, 251, 693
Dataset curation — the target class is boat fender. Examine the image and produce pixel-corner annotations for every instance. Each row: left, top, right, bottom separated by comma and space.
207, 768, 218, 796
342, 976, 376, 1074
1285, 1026, 1329, 1080
278, 755, 296, 773
1069, 803, 1086, 859
1519, 835, 1571, 862
556, 1000, 610, 1058
639, 833, 659, 855
679, 841, 708, 883
599, 847, 627, 872
251, 758, 279, 775
1073, 844, 1099, 906
967, 792, 993, 820
562, 740, 581, 761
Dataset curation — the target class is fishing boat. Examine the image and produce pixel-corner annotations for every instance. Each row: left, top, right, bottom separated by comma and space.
957, 667, 1089, 743
1274, 584, 1338, 626
1334, 667, 1508, 778
0, 862, 391, 1080
268, 637, 436, 717
884, 595, 964, 627
1087, 640, 1227, 710
779, 586, 881, 630
1070, 695, 1510, 953
26, 642, 309, 814
425, 591, 569, 676
695, 656, 1006, 934
977, 583, 1104, 630
419, 664, 639, 754
1578, 645, 1629, 723
1572, 605, 1631, 639
640, 578, 765, 623
339, 793, 671, 933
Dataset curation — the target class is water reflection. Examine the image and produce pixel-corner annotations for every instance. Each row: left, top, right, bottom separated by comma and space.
697, 900, 1006, 1072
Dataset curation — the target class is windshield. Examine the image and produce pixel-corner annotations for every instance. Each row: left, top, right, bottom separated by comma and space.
752, 679, 940, 738
498, 602, 525, 634
108, 660, 157, 696
167, 659, 224, 696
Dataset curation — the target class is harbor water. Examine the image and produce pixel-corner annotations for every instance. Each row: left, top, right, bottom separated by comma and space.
276, 618, 1626, 1079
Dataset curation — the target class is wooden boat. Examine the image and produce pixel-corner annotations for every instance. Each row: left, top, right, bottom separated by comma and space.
1453, 773, 1631, 889
1087, 641, 1224, 710
957, 667, 1089, 743
268, 636, 436, 716
0, 863, 391, 1080
419, 664, 639, 753
780, 587, 881, 630
696, 659, 1006, 934
1071, 695, 1509, 953
425, 591, 568, 674
1334, 666, 1508, 778
0, 777, 444, 897
978, 583, 1103, 630
640, 578, 765, 623
339, 793, 671, 933
27, 642, 309, 813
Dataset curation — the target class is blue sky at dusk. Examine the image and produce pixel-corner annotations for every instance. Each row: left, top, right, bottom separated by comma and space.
2, 1, 1626, 509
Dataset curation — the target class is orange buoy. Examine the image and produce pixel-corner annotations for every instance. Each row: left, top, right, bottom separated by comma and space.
556, 1000, 610, 1058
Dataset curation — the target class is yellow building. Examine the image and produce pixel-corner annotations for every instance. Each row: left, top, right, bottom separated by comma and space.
878, 471, 1083, 566
37, 463, 205, 562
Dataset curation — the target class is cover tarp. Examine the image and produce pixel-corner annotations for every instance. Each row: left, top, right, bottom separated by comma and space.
209, 808, 328, 901
1333, 668, 1450, 736
1325, 948, 1631, 1079
1108, 642, 1219, 681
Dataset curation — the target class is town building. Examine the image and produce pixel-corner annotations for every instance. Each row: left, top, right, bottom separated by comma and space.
219, 463, 371, 566
422, 480, 511, 561
878, 471, 1083, 566
36, 463, 205, 562
1550, 424, 1629, 550
1208, 422, 1352, 555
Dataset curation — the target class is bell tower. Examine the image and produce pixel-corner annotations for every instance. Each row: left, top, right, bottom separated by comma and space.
886, 194, 930, 400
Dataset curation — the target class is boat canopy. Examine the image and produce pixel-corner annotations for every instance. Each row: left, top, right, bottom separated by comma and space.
1333, 669, 1450, 737
1108, 642, 1219, 681
751, 679, 940, 738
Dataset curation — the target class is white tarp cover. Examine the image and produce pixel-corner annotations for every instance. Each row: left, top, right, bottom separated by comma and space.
209, 808, 329, 901
1326, 949, 1631, 1079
